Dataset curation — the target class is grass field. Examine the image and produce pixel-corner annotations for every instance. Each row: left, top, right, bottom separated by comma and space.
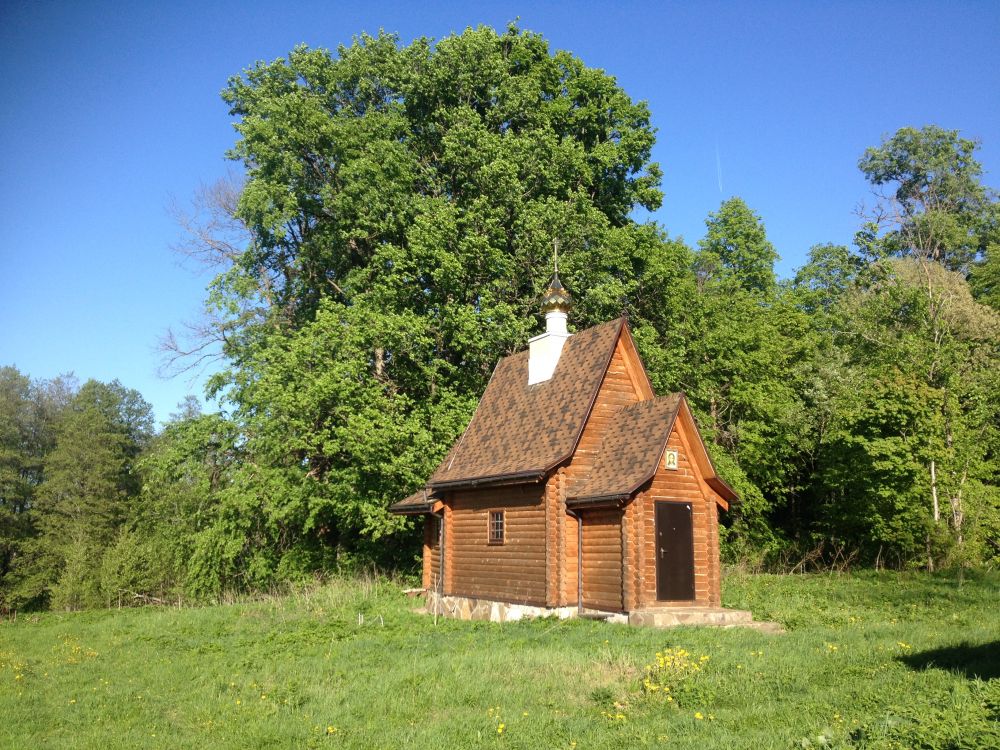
2, 571, 998, 749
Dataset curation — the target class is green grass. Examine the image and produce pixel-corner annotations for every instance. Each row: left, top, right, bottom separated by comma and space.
2, 571, 998, 748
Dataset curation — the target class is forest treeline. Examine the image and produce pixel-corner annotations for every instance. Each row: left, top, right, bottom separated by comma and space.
2, 26, 998, 611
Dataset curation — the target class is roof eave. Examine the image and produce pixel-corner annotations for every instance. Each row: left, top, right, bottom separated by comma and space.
429, 470, 547, 492
566, 493, 630, 509
388, 502, 435, 515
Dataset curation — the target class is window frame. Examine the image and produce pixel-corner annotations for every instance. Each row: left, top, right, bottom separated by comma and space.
488, 510, 505, 545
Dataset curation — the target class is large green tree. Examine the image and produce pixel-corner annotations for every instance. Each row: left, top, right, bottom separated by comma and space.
180, 24, 680, 578
858, 125, 998, 274
0, 369, 74, 611
856, 126, 1000, 568
697, 197, 779, 295
23, 380, 153, 609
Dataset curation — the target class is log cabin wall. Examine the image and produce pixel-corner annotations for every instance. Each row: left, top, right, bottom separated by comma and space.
422, 515, 442, 592
560, 338, 645, 606
545, 468, 568, 607
580, 507, 624, 611
447, 484, 547, 605
628, 421, 719, 608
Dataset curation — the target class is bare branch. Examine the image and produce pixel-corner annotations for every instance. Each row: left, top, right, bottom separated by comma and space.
167, 171, 249, 271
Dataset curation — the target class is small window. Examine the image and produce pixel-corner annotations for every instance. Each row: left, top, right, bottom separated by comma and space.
488, 510, 505, 545
428, 516, 441, 548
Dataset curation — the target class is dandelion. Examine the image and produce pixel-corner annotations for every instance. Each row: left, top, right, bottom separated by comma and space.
694, 712, 704, 720
326, 726, 337, 734
522, 711, 528, 717
69, 699, 76, 704
497, 723, 505, 734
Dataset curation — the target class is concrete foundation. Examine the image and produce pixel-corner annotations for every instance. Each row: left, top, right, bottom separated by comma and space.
422, 591, 773, 630
425, 591, 577, 623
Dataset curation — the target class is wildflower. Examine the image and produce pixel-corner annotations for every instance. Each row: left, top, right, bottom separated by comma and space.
694, 712, 704, 720
326, 726, 337, 734
497, 723, 505, 734
522, 712, 528, 717
69, 699, 76, 704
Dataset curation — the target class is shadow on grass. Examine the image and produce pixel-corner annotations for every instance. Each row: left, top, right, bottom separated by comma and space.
900, 640, 1000, 680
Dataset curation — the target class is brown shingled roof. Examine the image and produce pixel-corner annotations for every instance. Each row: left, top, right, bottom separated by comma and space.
428, 318, 625, 489
569, 394, 682, 504
388, 488, 438, 515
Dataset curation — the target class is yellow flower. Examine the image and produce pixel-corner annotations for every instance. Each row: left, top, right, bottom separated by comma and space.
326, 726, 337, 734
694, 712, 704, 720
497, 723, 505, 734
69, 699, 76, 704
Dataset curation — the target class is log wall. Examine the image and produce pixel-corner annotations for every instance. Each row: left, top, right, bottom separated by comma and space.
560, 338, 643, 606
422, 515, 442, 591
580, 507, 624, 611
447, 484, 547, 605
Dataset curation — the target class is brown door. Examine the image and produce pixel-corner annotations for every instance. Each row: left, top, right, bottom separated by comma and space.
655, 501, 695, 601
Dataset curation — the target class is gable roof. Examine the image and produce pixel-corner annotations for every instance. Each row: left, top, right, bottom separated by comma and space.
569, 394, 681, 505
428, 318, 625, 489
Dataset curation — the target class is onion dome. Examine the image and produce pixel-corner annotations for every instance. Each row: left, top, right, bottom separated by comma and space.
540, 272, 572, 314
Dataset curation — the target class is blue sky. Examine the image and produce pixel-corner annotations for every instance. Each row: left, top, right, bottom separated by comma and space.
1, 1, 998, 425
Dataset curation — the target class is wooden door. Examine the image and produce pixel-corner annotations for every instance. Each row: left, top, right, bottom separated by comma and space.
655, 501, 695, 601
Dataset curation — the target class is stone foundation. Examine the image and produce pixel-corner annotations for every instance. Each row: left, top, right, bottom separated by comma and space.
421, 591, 774, 630
425, 591, 577, 623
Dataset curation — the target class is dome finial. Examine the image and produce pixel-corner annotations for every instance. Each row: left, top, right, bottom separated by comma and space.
541, 238, 572, 315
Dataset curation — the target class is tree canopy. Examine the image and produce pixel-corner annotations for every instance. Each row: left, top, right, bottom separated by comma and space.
2, 29, 999, 610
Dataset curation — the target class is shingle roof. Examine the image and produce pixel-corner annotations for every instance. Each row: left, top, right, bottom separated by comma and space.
388, 488, 437, 514
569, 394, 681, 504
428, 318, 625, 489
